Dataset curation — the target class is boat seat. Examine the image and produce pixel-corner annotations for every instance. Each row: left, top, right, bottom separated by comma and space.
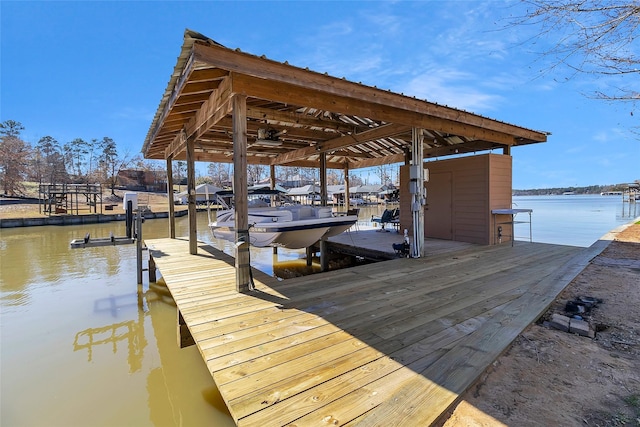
317, 207, 333, 218
372, 208, 399, 232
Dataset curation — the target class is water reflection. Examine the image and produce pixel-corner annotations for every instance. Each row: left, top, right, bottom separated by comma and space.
0, 217, 236, 426
512, 195, 639, 247
74, 319, 146, 371
273, 257, 322, 278
620, 200, 639, 219
1, 206, 390, 425
3, 198, 630, 425
73, 290, 147, 373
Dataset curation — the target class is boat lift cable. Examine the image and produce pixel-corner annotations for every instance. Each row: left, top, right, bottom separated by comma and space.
345, 227, 366, 260
205, 187, 213, 224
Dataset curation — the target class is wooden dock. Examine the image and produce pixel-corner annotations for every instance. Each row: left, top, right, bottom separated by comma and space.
145, 237, 604, 426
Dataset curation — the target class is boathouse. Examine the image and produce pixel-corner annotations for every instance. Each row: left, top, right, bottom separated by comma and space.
142, 29, 547, 287
140, 30, 564, 426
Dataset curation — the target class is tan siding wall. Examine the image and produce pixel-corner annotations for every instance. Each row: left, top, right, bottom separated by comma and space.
422, 154, 512, 245
453, 156, 489, 244
488, 155, 513, 244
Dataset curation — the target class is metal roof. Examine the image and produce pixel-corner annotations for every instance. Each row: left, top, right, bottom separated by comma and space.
142, 29, 548, 169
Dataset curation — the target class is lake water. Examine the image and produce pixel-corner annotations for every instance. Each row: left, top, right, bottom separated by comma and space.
1, 197, 637, 426
512, 194, 638, 247
0, 213, 239, 426
0, 206, 381, 427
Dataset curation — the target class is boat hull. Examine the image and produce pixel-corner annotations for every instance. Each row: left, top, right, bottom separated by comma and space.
209, 207, 357, 249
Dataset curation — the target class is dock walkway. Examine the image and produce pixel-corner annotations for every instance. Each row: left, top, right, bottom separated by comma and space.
145, 237, 603, 426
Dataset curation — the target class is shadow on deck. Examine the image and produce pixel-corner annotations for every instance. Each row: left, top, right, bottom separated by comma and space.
146, 236, 606, 426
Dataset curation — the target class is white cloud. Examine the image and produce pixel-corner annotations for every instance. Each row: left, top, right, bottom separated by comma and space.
360, 9, 403, 37
404, 70, 504, 112
593, 131, 609, 142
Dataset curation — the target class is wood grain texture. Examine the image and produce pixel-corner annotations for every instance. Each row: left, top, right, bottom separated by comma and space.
145, 236, 597, 426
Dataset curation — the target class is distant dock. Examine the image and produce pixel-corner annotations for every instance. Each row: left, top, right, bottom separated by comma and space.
145, 235, 603, 426
0, 209, 188, 228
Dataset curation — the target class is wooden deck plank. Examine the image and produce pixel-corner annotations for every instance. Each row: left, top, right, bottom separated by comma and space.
232, 303, 508, 425
371, 248, 573, 339
269, 245, 563, 330
206, 324, 358, 374
212, 329, 378, 388
188, 307, 305, 341
242, 325, 469, 427
200, 311, 325, 353
145, 237, 591, 426
353, 243, 608, 426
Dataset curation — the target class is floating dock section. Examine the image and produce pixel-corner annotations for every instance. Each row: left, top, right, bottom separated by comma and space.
145, 237, 603, 426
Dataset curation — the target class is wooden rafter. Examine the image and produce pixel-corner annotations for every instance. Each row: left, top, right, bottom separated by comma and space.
272, 123, 410, 165
193, 42, 544, 142
142, 31, 548, 169
231, 74, 521, 147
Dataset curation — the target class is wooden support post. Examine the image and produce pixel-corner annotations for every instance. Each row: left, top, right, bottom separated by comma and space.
270, 164, 276, 207
320, 152, 327, 207
503, 145, 511, 156
233, 94, 253, 293
177, 310, 195, 348
306, 246, 313, 267
166, 156, 176, 239
148, 254, 157, 283
320, 239, 328, 272
186, 136, 197, 255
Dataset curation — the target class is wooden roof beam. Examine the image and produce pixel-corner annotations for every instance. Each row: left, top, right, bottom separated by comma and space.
181, 80, 222, 95
277, 159, 345, 169
231, 74, 529, 147
271, 122, 409, 165
349, 153, 406, 169
193, 43, 547, 142
328, 149, 372, 159
423, 140, 503, 158
187, 74, 233, 141
165, 74, 234, 158
164, 130, 187, 160
173, 151, 344, 169
246, 106, 358, 134
200, 117, 341, 144
188, 68, 229, 82
172, 92, 212, 106
170, 101, 208, 114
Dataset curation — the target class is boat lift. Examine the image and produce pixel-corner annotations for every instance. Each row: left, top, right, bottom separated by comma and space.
70, 193, 153, 284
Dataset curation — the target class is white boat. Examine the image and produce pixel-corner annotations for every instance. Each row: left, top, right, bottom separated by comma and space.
209, 205, 358, 249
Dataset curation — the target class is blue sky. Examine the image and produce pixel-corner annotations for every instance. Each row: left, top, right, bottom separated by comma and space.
2, 1, 637, 189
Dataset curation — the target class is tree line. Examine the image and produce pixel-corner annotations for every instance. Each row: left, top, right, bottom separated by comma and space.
513, 182, 640, 196
0, 119, 162, 197
0, 119, 393, 199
